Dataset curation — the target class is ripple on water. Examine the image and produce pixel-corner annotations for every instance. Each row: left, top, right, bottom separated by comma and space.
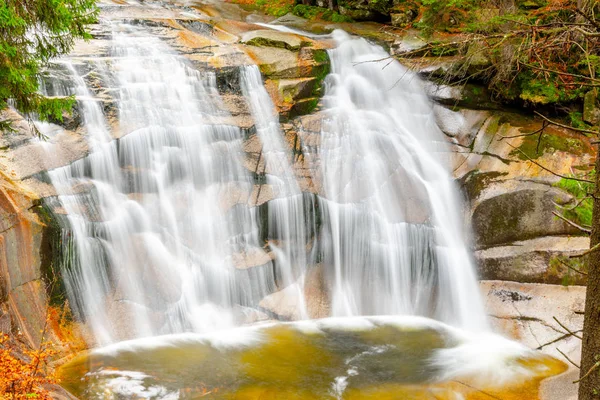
58, 316, 566, 399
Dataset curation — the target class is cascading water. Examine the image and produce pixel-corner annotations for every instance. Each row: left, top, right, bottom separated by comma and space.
45, 15, 570, 399
46, 25, 276, 344
313, 30, 488, 331
240, 65, 314, 319
44, 17, 489, 346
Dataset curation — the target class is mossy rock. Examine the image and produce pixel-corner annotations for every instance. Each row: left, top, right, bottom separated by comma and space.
472, 187, 580, 247
460, 170, 507, 203
242, 30, 310, 52
583, 89, 600, 125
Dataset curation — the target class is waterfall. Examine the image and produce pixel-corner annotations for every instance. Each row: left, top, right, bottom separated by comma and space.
240, 65, 315, 319
314, 30, 487, 331
43, 23, 489, 345
46, 25, 275, 344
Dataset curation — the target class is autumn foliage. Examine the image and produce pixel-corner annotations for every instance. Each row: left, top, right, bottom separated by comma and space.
0, 333, 59, 399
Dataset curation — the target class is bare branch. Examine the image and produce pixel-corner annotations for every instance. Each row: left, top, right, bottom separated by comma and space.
534, 111, 599, 136
553, 316, 583, 340
574, 361, 600, 383
557, 257, 588, 276
557, 347, 581, 369
505, 142, 594, 184
552, 211, 592, 234
497, 121, 548, 140
569, 242, 600, 259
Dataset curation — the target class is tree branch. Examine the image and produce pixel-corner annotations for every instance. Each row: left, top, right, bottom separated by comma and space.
574, 361, 600, 383
553, 316, 583, 340
569, 242, 600, 259
557, 347, 581, 369
553, 211, 592, 234
534, 111, 599, 136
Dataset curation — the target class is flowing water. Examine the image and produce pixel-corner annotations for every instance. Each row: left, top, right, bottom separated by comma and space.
314, 31, 487, 331
46, 24, 273, 344
35, 10, 565, 399
240, 65, 314, 319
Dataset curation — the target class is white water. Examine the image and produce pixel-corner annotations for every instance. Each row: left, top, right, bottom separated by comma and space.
42, 22, 489, 344
314, 31, 487, 331
240, 65, 313, 319
46, 25, 274, 344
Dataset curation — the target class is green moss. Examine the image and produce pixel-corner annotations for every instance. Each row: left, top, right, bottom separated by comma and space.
245, 36, 303, 51
554, 176, 594, 228
510, 132, 585, 160
461, 170, 508, 200
310, 53, 331, 98
292, 4, 353, 22
35, 199, 69, 308
253, 0, 293, 17
291, 97, 320, 117
313, 49, 328, 64
549, 255, 587, 286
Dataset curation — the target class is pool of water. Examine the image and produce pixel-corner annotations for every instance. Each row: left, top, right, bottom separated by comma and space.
59, 316, 566, 399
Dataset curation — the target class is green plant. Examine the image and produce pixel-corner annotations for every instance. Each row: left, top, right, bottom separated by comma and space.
0, 0, 98, 132
555, 174, 595, 227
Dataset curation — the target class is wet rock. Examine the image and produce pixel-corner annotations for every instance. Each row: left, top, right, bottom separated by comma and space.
259, 264, 329, 320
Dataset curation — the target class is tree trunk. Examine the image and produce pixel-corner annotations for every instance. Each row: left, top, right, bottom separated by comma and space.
328, 0, 335, 10
579, 148, 600, 400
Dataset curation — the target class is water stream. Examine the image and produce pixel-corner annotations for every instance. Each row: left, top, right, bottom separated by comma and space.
314, 31, 487, 331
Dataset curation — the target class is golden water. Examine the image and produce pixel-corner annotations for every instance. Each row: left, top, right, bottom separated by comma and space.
58, 317, 566, 400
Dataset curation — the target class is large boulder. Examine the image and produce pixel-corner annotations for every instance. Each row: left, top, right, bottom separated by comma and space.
471, 183, 579, 247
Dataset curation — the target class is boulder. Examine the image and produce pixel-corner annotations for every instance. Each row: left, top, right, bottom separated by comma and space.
583, 89, 600, 125
390, 11, 415, 27
241, 30, 308, 52
471, 184, 580, 247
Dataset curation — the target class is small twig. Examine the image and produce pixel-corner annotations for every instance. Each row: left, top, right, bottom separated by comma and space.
534, 111, 599, 136
557, 347, 580, 369
553, 316, 583, 340
569, 242, 600, 259
497, 121, 548, 140
557, 257, 588, 276
574, 361, 600, 383
536, 330, 584, 350
506, 142, 594, 184
552, 211, 592, 234
452, 380, 504, 400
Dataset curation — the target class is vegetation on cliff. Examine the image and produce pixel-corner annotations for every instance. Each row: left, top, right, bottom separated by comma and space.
0, 0, 98, 132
